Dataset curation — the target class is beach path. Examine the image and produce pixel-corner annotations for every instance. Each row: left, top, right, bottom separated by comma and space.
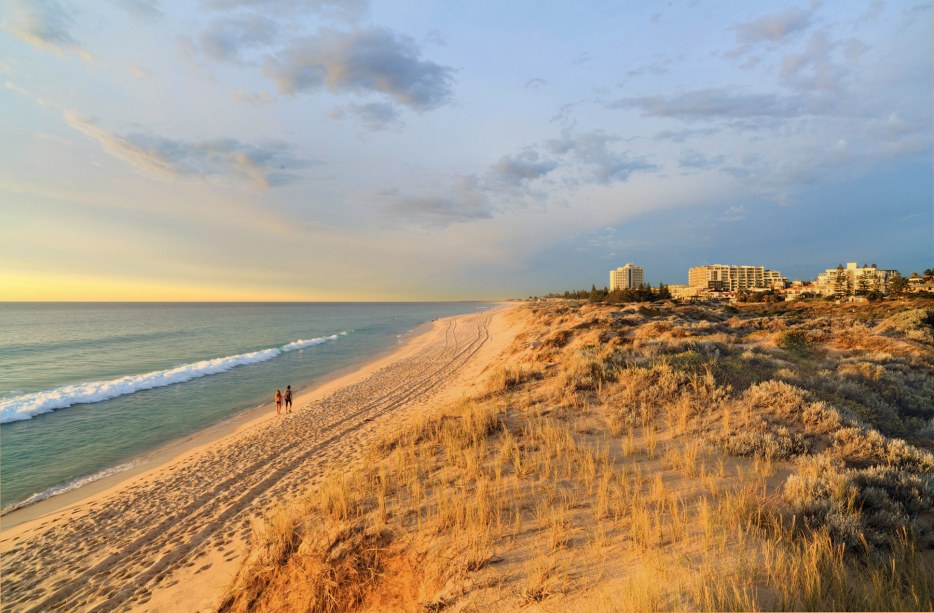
0, 308, 515, 612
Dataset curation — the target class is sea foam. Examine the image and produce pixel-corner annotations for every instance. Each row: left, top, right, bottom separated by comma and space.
0, 331, 351, 424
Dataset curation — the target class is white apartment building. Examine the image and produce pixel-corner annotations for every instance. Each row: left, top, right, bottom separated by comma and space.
815, 262, 896, 296
609, 263, 644, 291
763, 270, 786, 288
688, 265, 786, 292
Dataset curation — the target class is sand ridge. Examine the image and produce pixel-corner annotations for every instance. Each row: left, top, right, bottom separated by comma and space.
0, 307, 517, 612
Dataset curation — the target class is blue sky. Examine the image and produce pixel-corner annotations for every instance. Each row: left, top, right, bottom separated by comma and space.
1, 0, 930, 299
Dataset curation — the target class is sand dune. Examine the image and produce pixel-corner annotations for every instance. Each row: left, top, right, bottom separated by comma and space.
0, 307, 516, 612
218, 299, 934, 612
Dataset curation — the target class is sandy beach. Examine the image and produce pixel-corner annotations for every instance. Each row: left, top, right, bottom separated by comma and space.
0, 306, 518, 612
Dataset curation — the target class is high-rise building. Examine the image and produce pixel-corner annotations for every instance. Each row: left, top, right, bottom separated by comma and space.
688, 265, 785, 292
609, 263, 644, 291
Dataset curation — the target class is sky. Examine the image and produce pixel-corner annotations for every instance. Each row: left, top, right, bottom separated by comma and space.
1, 0, 931, 300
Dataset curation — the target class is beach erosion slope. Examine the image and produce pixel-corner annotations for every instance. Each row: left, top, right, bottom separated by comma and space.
0, 307, 520, 612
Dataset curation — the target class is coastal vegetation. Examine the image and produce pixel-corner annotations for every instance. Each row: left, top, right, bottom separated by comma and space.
547, 283, 672, 303
220, 298, 934, 611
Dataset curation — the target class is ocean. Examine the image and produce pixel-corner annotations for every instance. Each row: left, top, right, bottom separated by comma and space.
0, 302, 491, 513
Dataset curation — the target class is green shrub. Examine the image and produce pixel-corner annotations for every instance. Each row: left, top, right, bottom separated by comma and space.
775, 329, 811, 354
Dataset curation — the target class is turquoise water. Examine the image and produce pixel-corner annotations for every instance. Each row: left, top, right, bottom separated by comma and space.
0, 302, 490, 511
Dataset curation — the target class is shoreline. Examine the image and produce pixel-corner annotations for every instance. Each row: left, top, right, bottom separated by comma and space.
0, 305, 517, 611
0, 317, 439, 532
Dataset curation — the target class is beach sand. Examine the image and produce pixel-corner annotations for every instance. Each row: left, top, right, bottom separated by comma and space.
0, 306, 519, 612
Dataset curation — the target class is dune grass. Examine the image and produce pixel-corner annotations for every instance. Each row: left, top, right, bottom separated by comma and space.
220, 299, 934, 611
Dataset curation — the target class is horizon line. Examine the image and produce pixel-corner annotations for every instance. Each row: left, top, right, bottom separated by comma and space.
0, 299, 514, 304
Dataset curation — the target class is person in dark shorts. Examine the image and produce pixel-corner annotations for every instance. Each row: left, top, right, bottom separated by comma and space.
284, 385, 293, 412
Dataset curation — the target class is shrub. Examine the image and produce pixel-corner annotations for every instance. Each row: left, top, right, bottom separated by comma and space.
784, 453, 934, 553
711, 355, 776, 391
875, 308, 934, 343
831, 426, 934, 472
543, 328, 573, 348
783, 455, 868, 550
739, 380, 809, 414
837, 361, 885, 382
775, 329, 811, 354
711, 423, 809, 460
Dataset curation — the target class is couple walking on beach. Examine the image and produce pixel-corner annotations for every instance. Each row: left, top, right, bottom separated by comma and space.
275, 385, 293, 415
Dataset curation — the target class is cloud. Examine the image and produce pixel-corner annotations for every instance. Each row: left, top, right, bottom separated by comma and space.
198, 13, 277, 62
2, 0, 92, 60
265, 28, 454, 110
679, 148, 726, 171
386, 149, 560, 228
329, 101, 401, 130
385, 176, 493, 227
63, 111, 309, 187
525, 78, 547, 89
732, 5, 816, 51
612, 88, 803, 121
549, 131, 657, 184
488, 151, 557, 187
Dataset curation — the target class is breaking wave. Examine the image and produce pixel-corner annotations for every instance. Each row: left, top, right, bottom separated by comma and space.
0, 331, 350, 424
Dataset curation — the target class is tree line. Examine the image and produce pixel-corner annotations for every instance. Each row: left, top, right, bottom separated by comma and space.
543, 283, 672, 303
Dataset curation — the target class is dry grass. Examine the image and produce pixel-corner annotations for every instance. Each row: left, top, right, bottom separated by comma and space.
221, 299, 934, 612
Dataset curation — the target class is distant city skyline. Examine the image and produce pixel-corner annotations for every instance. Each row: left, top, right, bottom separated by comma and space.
596, 258, 921, 294
1, 1, 931, 300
